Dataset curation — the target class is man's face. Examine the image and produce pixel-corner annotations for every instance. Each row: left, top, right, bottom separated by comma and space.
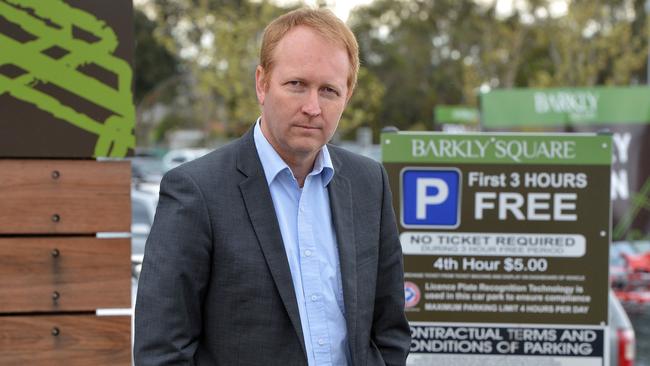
256, 26, 351, 165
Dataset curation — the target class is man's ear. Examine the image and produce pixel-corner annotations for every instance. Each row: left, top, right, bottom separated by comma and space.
255, 65, 266, 105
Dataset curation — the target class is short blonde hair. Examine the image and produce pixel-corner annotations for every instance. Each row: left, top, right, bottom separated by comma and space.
259, 8, 360, 92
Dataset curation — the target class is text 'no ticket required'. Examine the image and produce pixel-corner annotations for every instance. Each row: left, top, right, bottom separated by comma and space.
401, 232, 585, 257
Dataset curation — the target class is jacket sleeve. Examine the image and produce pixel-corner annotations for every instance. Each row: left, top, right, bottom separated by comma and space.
134, 168, 213, 365
372, 163, 411, 365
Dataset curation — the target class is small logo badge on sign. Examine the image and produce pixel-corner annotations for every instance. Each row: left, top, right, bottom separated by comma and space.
404, 281, 421, 308
401, 168, 462, 228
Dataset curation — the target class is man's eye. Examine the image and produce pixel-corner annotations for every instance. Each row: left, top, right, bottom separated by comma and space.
323, 87, 340, 96
287, 81, 302, 87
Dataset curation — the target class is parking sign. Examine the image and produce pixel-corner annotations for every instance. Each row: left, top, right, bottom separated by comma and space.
383, 132, 613, 366
401, 168, 461, 228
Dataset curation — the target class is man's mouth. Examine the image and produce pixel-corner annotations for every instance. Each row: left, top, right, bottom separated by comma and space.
294, 124, 320, 130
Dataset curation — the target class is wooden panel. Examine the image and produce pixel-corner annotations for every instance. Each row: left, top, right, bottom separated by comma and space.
0, 159, 130, 234
0, 314, 131, 365
0, 237, 130, 312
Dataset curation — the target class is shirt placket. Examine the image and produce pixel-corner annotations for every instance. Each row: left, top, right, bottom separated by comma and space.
298, 176, 332, 366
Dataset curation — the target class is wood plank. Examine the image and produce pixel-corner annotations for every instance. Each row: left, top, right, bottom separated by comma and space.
0, 237, 131, 312
0, 160, 130, 234
0, 314, 131, 365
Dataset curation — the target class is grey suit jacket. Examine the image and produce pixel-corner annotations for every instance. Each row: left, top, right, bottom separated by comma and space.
134, 128, 410, 365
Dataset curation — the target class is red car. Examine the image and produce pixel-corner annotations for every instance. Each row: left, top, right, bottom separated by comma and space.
610, 241, 650, 303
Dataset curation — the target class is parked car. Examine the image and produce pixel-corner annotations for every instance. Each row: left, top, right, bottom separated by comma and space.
624, 251, 650, 273
131, 185, 158, 281
130, 157, 164, 184
609, 290, 636, 366
162, 148, 210, 172
610, 241, 650, 303
611, 242, 634, 290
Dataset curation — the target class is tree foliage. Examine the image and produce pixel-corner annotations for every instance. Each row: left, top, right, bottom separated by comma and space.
140, 0, 296, 139
349, 0, 649, 132
529, 0, 648, 86
340, 66, 386, 140
134, 8, 179, 104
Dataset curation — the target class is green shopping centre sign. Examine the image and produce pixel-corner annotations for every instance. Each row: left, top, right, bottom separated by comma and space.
481, 86, 650, 241
482, 87, 650, 127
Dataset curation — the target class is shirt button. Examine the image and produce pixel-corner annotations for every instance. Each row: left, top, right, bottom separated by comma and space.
311, 295, 318, 301
318, 339, 326, 346
304, 250, 312, 257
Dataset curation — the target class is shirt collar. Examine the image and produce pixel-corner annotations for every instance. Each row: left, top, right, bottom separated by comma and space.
253, 118, 334, 187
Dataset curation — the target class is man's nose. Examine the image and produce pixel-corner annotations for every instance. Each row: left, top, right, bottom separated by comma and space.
301, 89, 321, 117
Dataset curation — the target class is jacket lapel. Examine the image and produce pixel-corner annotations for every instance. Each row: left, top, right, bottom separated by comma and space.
236, 129, 306, 357
328, 150, 359, 366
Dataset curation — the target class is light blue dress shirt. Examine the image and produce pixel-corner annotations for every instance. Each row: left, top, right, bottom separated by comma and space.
253, 121, 350, 366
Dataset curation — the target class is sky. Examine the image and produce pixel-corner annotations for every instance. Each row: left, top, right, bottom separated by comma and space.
274, 0, 374, 21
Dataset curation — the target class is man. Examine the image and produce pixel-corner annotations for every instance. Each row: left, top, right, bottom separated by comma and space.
134, 8, 410, 366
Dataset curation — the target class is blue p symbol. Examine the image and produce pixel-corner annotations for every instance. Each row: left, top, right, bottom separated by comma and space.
401, 169, 461, 228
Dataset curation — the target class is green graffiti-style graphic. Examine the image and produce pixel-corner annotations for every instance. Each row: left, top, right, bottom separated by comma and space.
0, 0, 134, 157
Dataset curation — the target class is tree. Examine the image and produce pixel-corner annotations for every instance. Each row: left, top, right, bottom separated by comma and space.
349, 0, 491, 131
141, 0, 290, 139
340, 67, 386, 141
134, 8, 179, 104
348, 0, 649, 132
133, 8, 180, 146
528, 0, 648, 87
